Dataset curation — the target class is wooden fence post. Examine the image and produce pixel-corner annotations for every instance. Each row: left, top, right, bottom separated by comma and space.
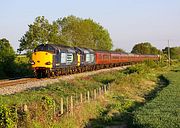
80, 93, 83, 103
87, 91, 90, 102
104, 85, 107, 93
70, 96, 73, 116
66, 97, 69, 113
23, 104, 28, 112
61, 98, 63, 115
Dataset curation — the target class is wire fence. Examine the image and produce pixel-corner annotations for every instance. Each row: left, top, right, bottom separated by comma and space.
19, 84, 110, 123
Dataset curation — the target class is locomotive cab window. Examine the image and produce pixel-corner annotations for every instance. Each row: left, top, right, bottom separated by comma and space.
34, 45, 55, 53
34, 45, 44, 52
45, 45, 55, 53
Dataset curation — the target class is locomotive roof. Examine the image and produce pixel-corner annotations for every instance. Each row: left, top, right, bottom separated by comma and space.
35, 44, 76, 53
74, 47, 94, 54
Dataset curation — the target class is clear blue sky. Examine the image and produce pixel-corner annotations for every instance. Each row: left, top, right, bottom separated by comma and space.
0, 0, 180, 52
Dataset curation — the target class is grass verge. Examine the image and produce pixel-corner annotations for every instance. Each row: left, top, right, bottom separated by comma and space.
0, 61, 178, 128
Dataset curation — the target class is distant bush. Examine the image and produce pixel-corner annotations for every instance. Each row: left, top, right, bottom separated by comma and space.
144, 60, 159, 68
123, 64, 148, 75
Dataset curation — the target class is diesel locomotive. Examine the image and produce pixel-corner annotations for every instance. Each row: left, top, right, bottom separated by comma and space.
31, 44, 160, 77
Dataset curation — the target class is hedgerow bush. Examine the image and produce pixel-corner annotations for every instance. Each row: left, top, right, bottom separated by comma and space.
0, 105, 17, 128
124, 64, 149, 75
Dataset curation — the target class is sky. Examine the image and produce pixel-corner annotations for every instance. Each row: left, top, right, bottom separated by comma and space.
0, 0, 180, 52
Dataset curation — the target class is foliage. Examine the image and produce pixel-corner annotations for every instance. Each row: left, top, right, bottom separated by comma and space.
162, 46, 180, 60
0, 74, 104, 127
56, 15, 113, 50
131, 42, 161, 55
18, 16, 61, 54
113, 48, 126, 53
0, 61, 175, 127
0, 105, 17, 128
0, 38, 16, 77
123, 63, 153, 75
18, 15, 113, 54
133, 68, 180, 128
14, 55, 33, 77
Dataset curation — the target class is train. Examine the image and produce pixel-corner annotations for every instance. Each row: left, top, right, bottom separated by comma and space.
31, 44, 160, 77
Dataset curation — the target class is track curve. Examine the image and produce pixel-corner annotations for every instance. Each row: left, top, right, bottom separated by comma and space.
0, 66, 128, 95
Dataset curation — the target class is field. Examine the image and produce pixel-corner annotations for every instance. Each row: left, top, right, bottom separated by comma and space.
133, 67, 180, 128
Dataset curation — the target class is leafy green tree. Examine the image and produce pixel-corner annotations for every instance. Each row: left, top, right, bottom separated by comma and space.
162, 46, 180, 60
0, 38, 16, 77
114, 48, 126, 53
18, 16, 62, 53
56, 15, 113, 50
0, 38, 15, 63
19, 15, 113, 53
131, 42, 161, 55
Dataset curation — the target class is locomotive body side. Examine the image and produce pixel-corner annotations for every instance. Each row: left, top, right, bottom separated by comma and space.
31, 44, 160, 77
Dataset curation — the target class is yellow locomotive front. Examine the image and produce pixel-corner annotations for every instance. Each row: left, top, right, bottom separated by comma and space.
31, 44, 54, 77
32, 51, 53, 69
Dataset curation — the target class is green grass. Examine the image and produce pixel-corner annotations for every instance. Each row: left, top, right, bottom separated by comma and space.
133, 66, 180, 128
0, 71, 115, 128
0, 62, 178, 128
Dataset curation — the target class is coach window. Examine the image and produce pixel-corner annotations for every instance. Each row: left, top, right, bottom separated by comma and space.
99, 55, 102, 60
103, 55, 109, 60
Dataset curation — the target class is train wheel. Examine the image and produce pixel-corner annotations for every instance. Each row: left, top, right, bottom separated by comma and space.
35, 70, 44, 78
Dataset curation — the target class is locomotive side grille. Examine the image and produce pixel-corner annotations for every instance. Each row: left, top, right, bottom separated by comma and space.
66, 54, 73, 64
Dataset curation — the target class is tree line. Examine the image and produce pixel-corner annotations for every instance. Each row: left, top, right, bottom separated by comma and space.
0, 15, 179, 78
18, 15, 113, 55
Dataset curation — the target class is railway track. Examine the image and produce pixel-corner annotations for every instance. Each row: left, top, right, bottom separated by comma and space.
0, 78, 38, 88
0, 66, 129, 95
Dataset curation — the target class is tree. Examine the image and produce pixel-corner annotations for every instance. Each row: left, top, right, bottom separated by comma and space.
162, 46, 180, 60
114, 48, 126, 53
56, 15, 113, 50
131, 42, 161, 55
18, 16, 62, 54
0, 38, 16, 77
19, 15, 113, 53
0, 38, 15, 63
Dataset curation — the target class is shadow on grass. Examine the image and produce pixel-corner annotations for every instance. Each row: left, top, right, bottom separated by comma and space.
171, 69, 180, 72
85, 75, 169, 128
0, 75, 34, 80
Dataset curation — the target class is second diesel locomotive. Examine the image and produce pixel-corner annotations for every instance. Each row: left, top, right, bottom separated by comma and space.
31, 44, 160, 77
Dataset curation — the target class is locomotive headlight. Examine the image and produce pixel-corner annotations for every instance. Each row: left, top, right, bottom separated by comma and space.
45, 61, 51, 65
30, 60, 35, 65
